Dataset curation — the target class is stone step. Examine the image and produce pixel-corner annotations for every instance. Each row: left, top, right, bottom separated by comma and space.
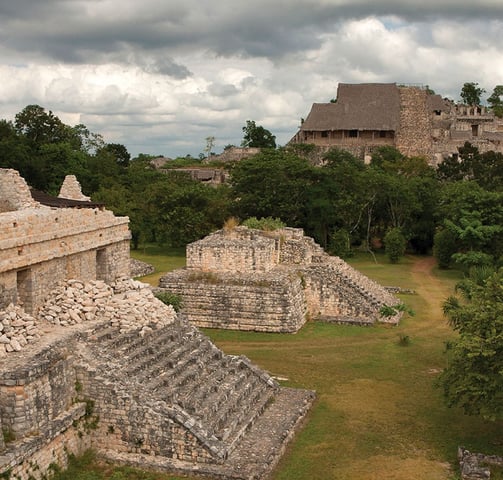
218, 385, 273, 444
175, 356, 233, 403
161, 345, 220, 391
123, 334, 188, 376
209, 377, 270, 440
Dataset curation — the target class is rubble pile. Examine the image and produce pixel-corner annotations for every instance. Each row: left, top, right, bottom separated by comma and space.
39, 278, 176, 333
0, 303, 40, 356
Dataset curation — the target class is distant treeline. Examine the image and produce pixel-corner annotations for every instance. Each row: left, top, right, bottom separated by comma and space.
1, 105, 502, 270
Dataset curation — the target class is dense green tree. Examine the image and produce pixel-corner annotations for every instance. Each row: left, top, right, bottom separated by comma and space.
230, 149, 313, 226
433, 228, 458, 269
14, 105, 70, 146
435, 181, 503, 268
487, 85, 503, 118
460, 82, 485, 106
370, 147, 438, 252
241, 120, 276, 148
384, 227, 407, 263
99, 143, 131, 167
311, 148, 368, 247
437, 142, 503, 191
439, 269, 503, 420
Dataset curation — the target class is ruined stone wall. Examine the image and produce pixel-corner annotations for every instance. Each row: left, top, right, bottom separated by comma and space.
276, 228, 325, 264
2, 422, 90, 480
0, 207, 130, 275
0, 332, 90, 480
159, 269, 307, 332
0, 169, 39, 212
0, 170, 130, 312
161, 227, 401, 331
187, 227, 279, 273
58, 175, 90, 201
458, 447, 503, 480
77, 365, 215, 463
396, 87, 433, 159
0, 342, 78, 437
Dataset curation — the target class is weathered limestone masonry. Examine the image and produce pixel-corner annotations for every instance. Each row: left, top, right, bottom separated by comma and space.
58, 175, 91, 201
1, 282, 314, 480
0, 169, 130, 313
396, 86, 433, 159
159, 226, 402, 332
1, 170, 315, 480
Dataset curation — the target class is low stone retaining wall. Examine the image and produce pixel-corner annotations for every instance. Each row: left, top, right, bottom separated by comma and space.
159, 269, 307, 332
130, 258, 155, 278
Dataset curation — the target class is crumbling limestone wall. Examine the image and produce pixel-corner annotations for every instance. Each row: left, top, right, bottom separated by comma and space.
0, 333, 90, 480
0, 169, 130, 313
0, 169, 39, 212
160, 227, 401, 331
58, 175, 91, 201
0, 341, 78, 438
77, 365, 215, 463
159, 269, 307, 332
187, 228, 279, 273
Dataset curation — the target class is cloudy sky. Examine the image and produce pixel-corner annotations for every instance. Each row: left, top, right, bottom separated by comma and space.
1, 1, 502, 158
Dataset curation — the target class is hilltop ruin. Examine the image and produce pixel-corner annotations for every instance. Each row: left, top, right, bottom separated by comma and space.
291, 83, 503, 165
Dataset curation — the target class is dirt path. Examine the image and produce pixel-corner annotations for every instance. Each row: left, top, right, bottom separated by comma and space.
409, 256, 450, 315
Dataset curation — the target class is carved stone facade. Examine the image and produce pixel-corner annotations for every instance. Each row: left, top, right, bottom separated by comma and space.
159, 226, 402, 332
291, 83, 503, 165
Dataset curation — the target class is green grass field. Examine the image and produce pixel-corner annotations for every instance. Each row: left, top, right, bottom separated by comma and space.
67, 250, 502, 480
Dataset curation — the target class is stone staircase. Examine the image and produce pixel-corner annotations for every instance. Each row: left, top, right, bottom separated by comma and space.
84, 316, 278, 456
305, 255, 402, 324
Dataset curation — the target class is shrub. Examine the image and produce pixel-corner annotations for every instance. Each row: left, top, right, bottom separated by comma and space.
223, 217, 239, 231
433, 228, 458, 269
242, 216, 286, 231
154, 291, 184, 312
384, 227, 407, 263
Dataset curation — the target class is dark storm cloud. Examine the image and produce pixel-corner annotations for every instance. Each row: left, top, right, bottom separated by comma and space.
1, 0, 502, 158
2, 0, 502, 70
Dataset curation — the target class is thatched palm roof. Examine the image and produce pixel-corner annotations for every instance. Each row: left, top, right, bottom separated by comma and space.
301, 83, 401, 132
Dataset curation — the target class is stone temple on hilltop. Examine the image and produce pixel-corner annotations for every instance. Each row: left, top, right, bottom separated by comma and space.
0, 169, 314, 480
290, 82, 503, 165
159, 226, 402, 332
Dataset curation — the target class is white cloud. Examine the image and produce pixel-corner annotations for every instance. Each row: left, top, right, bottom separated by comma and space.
0, 1, 502, 157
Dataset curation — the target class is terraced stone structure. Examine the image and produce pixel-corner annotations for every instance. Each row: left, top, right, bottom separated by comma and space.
0, 169, 315, 480
159, 226, 402, 332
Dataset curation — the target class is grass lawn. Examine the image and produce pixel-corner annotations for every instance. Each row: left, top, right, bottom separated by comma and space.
130, 244, 186, 285
62, 250, 502, 480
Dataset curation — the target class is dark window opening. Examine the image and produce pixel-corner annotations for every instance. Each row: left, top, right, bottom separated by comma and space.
321, 131, 328, 138
16, 269, 32, 312
349, 130, 358, 138
96, 249, 107, 281
379, 130, 386, 138
472, 124, 479, 137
